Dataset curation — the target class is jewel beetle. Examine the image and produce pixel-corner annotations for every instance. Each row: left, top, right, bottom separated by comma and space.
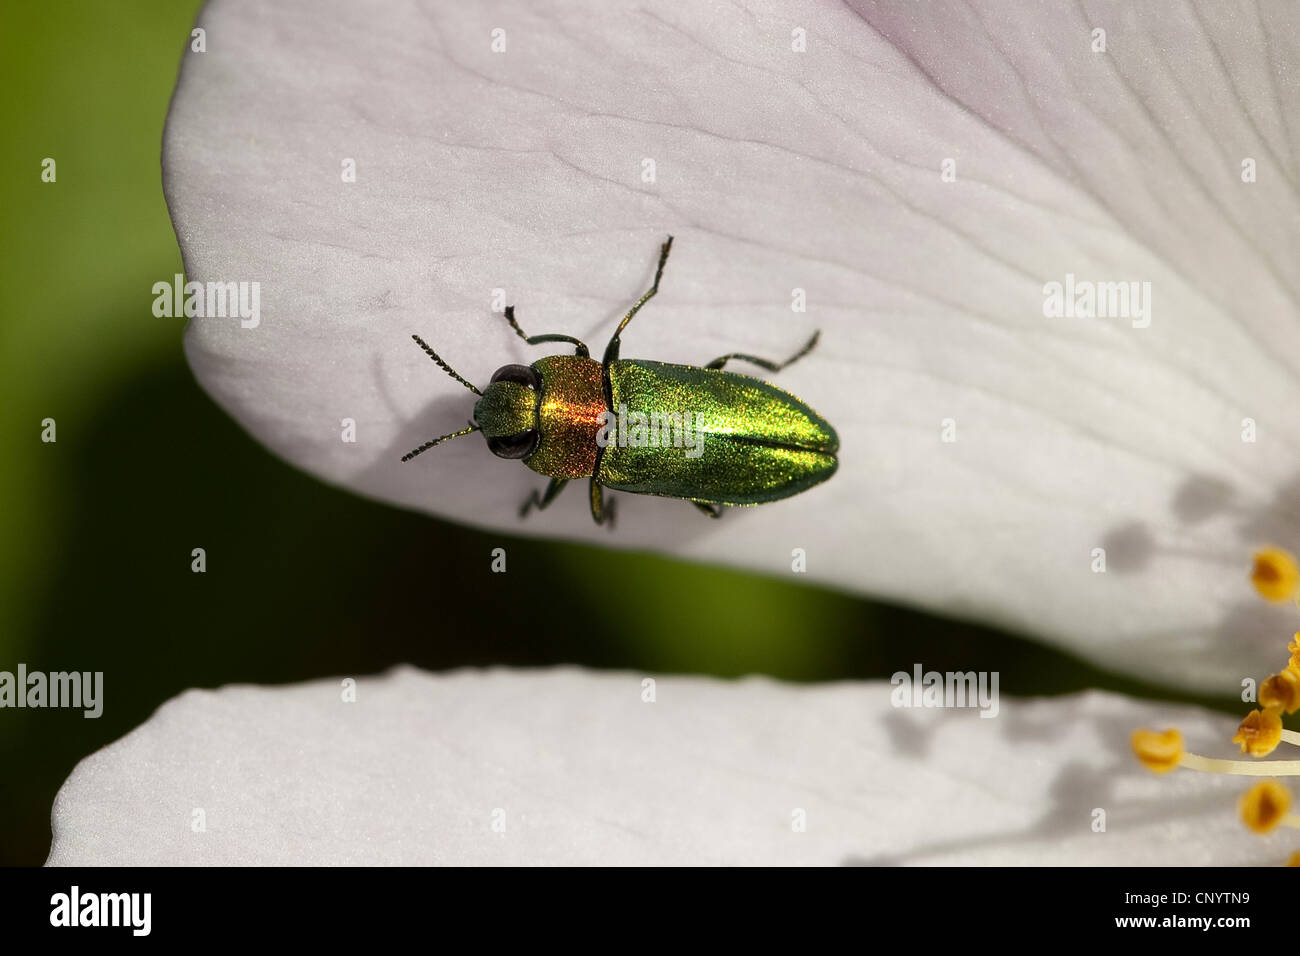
402, 236, 838, 526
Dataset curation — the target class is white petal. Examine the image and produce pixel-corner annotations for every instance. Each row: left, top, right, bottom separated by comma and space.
166, 0, 1300, 689
46, 668, 1283, 865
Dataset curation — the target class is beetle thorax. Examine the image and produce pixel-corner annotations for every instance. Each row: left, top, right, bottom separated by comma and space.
526, 355, 607, 479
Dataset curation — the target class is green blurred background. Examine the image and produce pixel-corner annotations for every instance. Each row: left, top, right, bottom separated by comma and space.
0, 1, 1234, 866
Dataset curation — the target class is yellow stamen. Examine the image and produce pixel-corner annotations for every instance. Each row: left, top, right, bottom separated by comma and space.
1261, 668, 1300, 714
1141, 547, 1300, 862
1239, 780, 1297, 833
1252, 547, 1300, 602
1132, 726, 1300, 775
1233, 707, 1284, 757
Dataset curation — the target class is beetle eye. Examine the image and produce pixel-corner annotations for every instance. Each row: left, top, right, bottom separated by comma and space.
486, 429, 540, 460
489, 363, 541, 390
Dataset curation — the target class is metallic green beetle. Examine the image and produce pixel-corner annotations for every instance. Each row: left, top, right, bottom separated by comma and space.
402, 237, 838, 526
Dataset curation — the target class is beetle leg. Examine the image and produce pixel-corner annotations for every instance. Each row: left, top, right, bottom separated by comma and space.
692, 502, 724, 519
601, 236, 674, 365
503, 305, 590, 358
520, 477, 569, 518
705, 330, 820, 372
589, 480, 616, 529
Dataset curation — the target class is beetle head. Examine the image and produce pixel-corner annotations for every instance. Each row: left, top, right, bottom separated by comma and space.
474, 364, 542, 459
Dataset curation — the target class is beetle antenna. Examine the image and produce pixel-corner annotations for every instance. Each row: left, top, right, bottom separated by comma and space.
410, 334, 482, 396
400, 423, 480, 462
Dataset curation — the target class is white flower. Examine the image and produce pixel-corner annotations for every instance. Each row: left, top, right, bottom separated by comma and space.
166, 0, 1300, 692
47, 668, 1284, 865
